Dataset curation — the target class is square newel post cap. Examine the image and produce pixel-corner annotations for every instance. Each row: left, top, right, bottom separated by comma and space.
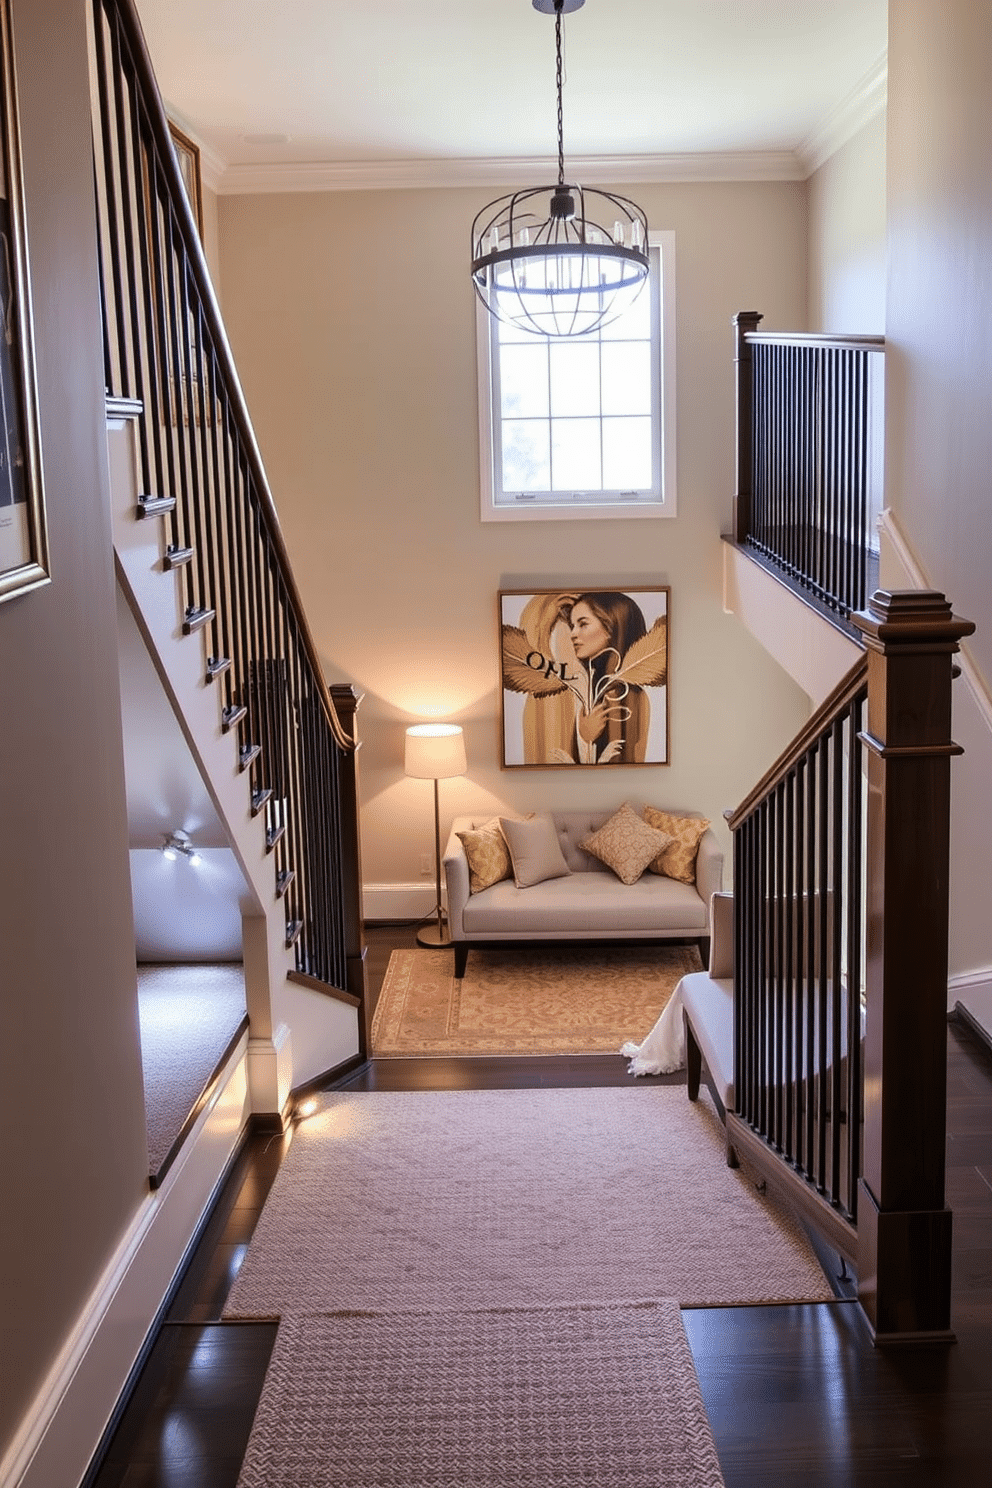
851, 589, 975, 654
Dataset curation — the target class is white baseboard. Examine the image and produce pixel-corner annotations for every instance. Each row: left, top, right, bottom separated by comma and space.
363, 882, 437, 922
3, 1037, 251, 1488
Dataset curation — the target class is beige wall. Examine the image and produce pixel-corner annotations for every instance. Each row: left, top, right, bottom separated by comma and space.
886, 0, 992, 685
884, 0, 992, 995
807, 111, 886, 334
218, 180, 812, 891
0, 0, 148, 1460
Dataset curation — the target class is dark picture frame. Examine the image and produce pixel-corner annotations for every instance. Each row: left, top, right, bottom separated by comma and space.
0, 0, 48, 605
169, 120, 203, 236
499, 586, 670, 768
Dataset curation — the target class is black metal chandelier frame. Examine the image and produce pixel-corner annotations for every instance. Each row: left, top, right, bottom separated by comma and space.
471, 0, 650, 338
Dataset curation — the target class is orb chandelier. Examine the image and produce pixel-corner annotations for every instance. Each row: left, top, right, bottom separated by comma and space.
471, 0, 649, 339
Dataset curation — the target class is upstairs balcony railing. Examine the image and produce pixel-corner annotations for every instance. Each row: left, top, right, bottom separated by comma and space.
733, 312, 885, 628
90, 0, 366, 1011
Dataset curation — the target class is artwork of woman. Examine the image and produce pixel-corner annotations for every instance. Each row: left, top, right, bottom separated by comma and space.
500, 588, 669, 766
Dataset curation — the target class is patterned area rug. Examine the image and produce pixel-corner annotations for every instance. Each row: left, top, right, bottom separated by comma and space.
225, 1086, 833, 1318
371, 944, 702, 1056
236, 1300, 725, 1488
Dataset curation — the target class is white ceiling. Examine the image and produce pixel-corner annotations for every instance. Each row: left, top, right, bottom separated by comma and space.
134, 0, 887, 190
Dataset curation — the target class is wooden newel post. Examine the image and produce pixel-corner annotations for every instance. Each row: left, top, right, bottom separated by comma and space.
851, 590, 975, 1342
329, 684, 369, 1050
732, 311, 763, 545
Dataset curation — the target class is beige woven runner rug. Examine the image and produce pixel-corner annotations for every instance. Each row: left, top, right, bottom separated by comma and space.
225, 1086, 833, 1318
371, 943, 701, 1056
236, 1300, 726, 1488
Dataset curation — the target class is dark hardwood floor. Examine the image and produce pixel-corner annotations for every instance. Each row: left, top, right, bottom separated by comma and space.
86, 924, 992, 1486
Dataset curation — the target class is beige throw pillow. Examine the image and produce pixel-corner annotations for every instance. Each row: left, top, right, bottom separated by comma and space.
643, 807, 710, 884
456, 818, 514, 894
580, 802, 676, 886
499, 813, 571, 889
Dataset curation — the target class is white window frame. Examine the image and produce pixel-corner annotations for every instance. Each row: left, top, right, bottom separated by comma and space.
477, 230, 676, 523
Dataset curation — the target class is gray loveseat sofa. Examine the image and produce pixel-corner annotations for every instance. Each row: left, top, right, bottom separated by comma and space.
443, 805, 723, 979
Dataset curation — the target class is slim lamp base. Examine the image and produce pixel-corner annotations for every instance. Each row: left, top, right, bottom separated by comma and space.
416, 922, 454, 950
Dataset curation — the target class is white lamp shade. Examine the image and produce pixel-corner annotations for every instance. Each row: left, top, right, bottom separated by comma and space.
405, 723, 467, 781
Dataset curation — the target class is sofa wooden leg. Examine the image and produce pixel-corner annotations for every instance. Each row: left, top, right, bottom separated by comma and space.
725, 1137, 739, 1169
453, 942, 469, 980
698, 936, 710, 970
683, 1011, 702, 1101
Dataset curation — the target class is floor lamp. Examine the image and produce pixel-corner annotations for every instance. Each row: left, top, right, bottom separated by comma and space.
405, 723, 467, 949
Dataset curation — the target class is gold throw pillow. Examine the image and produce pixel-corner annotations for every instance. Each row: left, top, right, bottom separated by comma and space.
642, 807, 710, 884
456, 818, 513, 894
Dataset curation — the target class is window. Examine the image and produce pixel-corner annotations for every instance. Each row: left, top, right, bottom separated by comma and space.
477, 231, 675, 522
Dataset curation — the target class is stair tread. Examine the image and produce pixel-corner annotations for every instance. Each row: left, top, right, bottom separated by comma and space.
183, 605, 216, 635
222, 703, 247, 731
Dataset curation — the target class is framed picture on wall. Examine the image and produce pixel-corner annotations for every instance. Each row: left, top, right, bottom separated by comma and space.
169, 121, 203, 236
0, 0, 48, 605
499, 587, 670, 768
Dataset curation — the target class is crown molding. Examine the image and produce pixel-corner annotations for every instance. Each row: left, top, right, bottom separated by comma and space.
216, 148, 806, 196
797, 50, 887, 177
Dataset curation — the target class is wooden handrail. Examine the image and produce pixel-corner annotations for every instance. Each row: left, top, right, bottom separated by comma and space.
101, 0, 353, 755
746, 331, 885, 353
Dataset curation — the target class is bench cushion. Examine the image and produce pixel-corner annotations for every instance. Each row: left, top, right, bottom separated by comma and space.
681, 972, 735, 1108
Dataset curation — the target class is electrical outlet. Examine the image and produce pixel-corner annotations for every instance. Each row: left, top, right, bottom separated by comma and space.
420, 853, 433, 877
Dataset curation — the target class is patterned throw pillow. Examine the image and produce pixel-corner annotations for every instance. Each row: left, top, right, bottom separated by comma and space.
642, 807, 710, 884
456, 818, 513, 894
580, 803, 676, 886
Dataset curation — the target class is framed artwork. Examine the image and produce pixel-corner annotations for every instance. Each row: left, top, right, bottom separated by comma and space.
169, 121, 203, 236
0, 0, 48, 605
499, 587, 670, 768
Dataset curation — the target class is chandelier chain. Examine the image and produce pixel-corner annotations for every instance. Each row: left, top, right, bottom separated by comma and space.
555, 0, 565, 187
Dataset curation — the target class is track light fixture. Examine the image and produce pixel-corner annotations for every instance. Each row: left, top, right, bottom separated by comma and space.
161, 829, 201, 864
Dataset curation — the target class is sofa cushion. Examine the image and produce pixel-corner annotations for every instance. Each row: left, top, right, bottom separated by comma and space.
456, 817, 514, 894
643, 807, 711, 884
462, 871, 707, 936
499, 812, 571, 889
580, 803, 675, 885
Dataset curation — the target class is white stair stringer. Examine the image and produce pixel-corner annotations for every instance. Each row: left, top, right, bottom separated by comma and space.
107, 407, 360, 1110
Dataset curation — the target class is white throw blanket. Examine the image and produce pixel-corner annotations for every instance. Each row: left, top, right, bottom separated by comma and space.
621, 982, 686, 1076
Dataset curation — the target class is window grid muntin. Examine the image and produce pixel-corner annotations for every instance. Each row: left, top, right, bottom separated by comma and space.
491, 246, 662, 505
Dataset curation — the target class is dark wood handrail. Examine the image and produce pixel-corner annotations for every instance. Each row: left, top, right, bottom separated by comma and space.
746, 331, 885, 353
104, 0, 352, 755
727, 654, 868, 830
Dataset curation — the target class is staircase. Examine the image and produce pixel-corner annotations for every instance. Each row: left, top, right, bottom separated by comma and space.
92, 0, 369, 1109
